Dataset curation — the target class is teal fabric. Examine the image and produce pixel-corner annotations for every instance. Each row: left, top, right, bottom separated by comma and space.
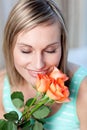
3, 76, 22, 119
3, 67, 87, 130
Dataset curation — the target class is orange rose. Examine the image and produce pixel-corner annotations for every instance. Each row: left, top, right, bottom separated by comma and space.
49, 66, 69, 81
46, 79, 70, 103
36, 74, 51, 93
36, 67, 70, 103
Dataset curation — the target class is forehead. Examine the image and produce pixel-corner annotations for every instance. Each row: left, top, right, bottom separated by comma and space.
16, 22, 61, 43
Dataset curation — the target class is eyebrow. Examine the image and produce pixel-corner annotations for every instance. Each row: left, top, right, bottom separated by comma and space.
45, 42, 60, 48
17, 42, 60, 48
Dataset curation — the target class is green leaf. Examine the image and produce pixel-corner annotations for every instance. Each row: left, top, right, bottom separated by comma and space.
12, 98, 24, 109
33, 121, 43, 130
2, 121, 17, 130
0, 119, 7, 129
11, 91, 24, 109
25, 98, 36, 107
4, 111, 19, 122
11, 91, 24, 101
19, 120, 31, 130
33, 105, 50, 119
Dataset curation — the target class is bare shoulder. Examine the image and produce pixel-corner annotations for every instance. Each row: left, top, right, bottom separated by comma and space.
0, 69, 6, 86
78, 76, 87, 103
67, 62, 87, 105
77, 74, 87, 129
67, 62, 87, 129
0, 69, 6, 98
67, 62, 87, 94
0, 69, 6, 118
0, 69, 6, 76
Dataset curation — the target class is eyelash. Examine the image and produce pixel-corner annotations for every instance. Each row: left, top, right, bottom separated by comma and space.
21, 49, 57, 54
21, 50, 32, 54
45, 49, 56, 53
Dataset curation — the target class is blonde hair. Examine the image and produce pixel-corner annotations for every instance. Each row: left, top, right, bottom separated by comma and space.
3, 0, 68, 86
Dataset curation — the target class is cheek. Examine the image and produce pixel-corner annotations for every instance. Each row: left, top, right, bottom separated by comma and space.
45, 49, 61, 67
13, 48, 28, 67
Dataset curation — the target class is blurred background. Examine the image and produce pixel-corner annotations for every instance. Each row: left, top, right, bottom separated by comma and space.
0, 0, 87, 69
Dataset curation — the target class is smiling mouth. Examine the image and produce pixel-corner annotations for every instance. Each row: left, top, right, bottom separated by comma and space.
27, 67, 54, 78
27, 69, 49, 78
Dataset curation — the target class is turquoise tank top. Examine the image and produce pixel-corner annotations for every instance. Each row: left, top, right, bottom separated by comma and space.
3, 67, 87, 130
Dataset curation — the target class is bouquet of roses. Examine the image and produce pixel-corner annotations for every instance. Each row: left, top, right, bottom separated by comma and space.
0, 67, 70, 130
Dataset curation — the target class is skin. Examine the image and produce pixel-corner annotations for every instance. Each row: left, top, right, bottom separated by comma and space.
0, 22, 87, 130
13, 22, 62, 86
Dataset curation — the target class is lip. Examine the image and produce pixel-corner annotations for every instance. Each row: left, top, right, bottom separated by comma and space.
27, 69, 49, 78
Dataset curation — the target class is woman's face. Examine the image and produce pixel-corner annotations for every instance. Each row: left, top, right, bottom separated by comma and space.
13, 22, 62, 85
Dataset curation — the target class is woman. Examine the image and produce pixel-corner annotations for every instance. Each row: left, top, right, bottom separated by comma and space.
0, 0, 87, 129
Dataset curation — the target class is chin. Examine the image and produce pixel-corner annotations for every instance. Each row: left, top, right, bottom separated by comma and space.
26, 77, 37, 86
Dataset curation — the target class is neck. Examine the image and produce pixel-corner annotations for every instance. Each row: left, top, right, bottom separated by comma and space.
11, 82, 37, 103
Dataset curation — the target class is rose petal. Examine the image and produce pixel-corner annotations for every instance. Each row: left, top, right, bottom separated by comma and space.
36, 74, 51, 93
49, 66, 68, 81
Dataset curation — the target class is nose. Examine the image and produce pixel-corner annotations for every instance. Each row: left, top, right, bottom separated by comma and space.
33, 52, 45, 70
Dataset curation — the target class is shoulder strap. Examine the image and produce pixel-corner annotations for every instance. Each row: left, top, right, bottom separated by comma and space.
70, 67, 87, 96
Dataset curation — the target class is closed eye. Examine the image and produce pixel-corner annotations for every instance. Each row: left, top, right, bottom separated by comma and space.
45, 50, 56, 53
44, 43, 61, 54
21, 50, 32, 54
